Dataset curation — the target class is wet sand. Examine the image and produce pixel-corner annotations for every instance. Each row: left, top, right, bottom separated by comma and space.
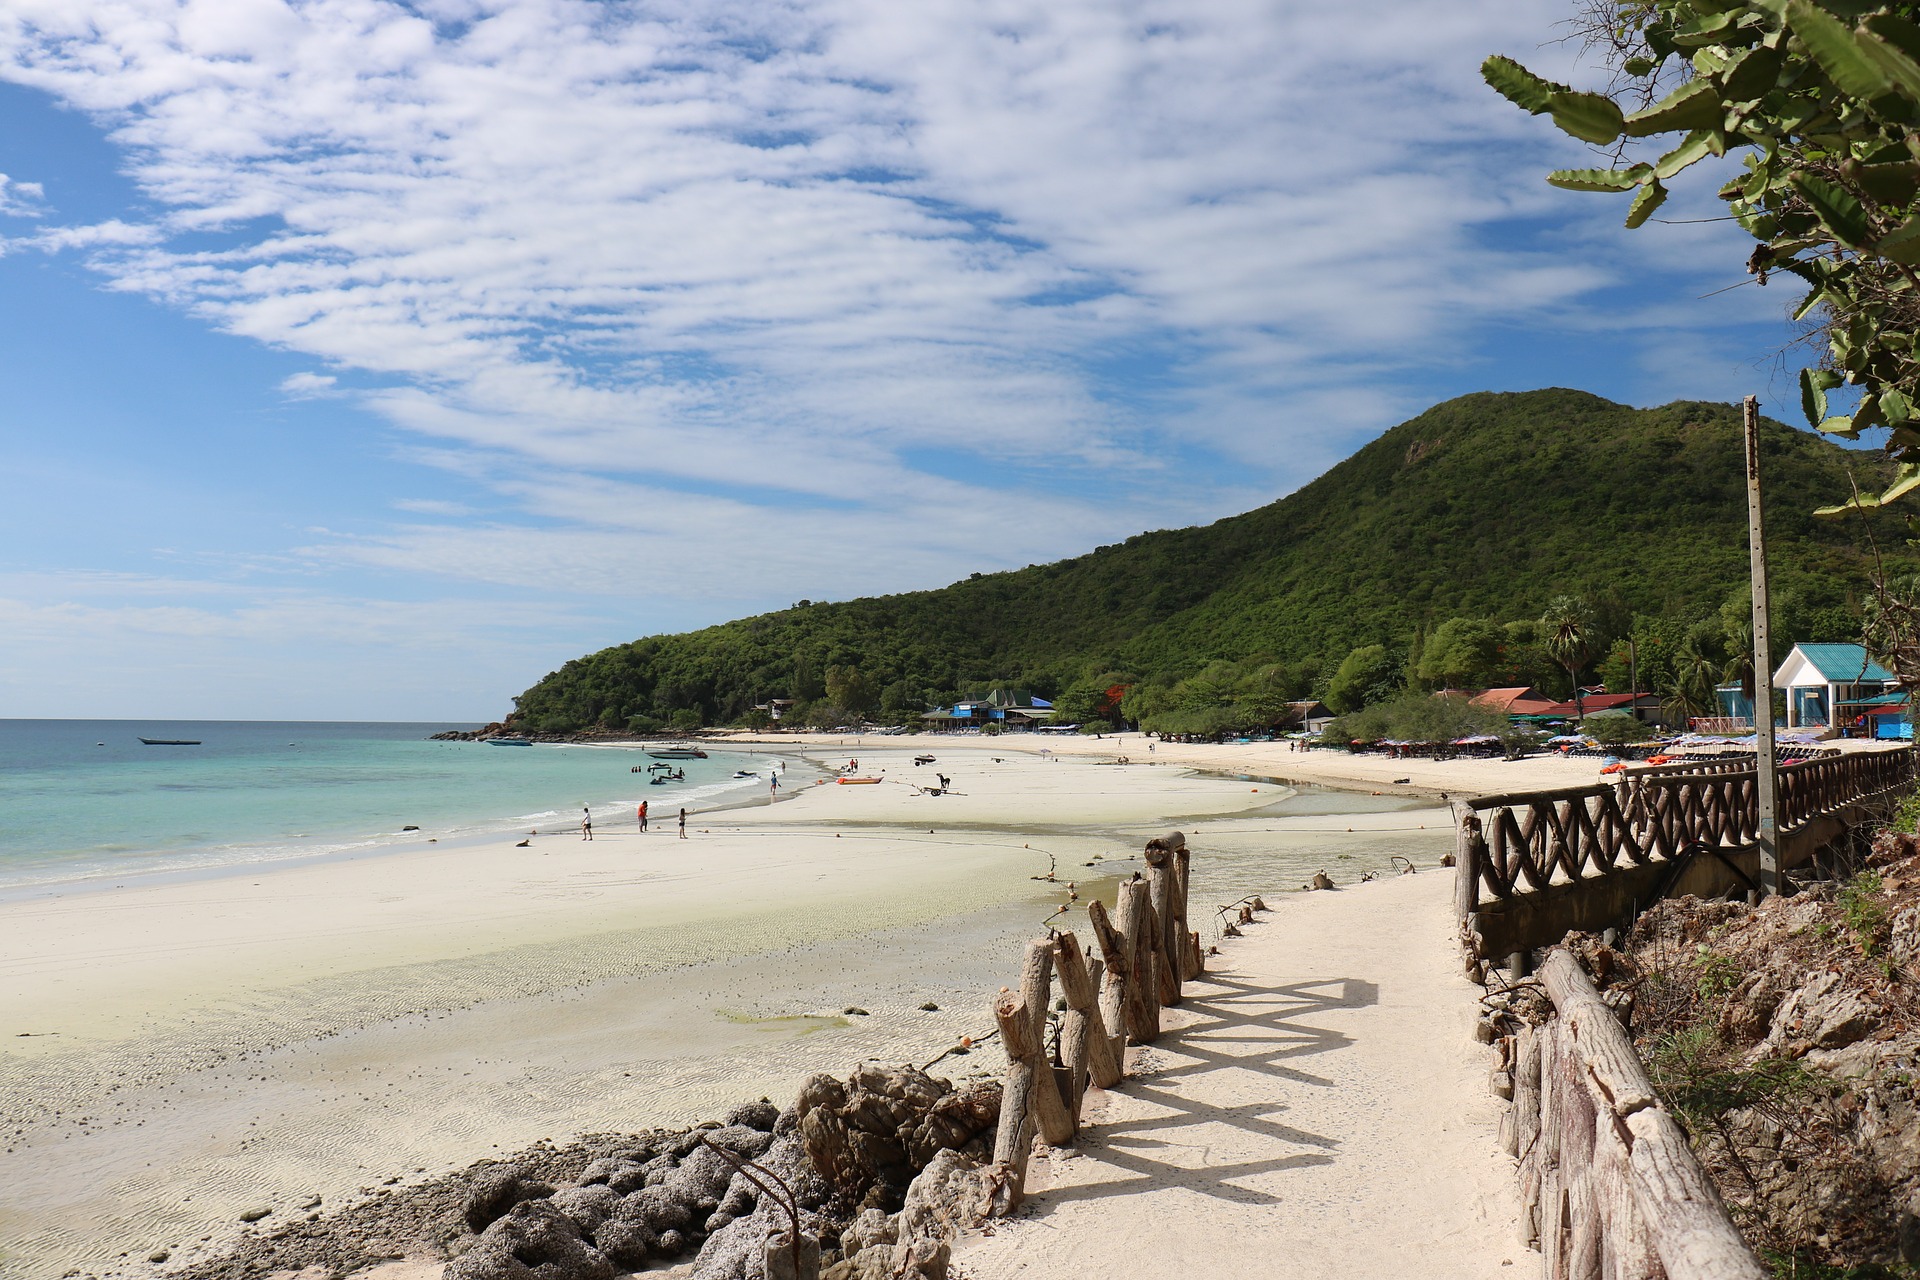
0, 746, 1451, 1279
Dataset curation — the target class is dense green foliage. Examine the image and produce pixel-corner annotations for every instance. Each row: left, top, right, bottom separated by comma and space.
506, 389, 1908, 733
1487, 1, 1920, 512
1320, 692, 1520, 748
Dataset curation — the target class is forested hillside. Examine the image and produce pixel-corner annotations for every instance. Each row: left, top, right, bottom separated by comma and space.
505, 389, 1910, 734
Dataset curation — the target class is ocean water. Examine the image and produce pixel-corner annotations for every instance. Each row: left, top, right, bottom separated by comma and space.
0, 720, 785, 892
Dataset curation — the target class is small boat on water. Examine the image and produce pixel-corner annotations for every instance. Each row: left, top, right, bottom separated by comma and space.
733, 770, 759, 779
138, 737, 201, 746
645, 745, 707, 759
486, 737, 532, 746
837, 776, 883, 785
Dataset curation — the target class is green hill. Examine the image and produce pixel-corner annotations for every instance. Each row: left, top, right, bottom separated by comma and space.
505, 389, 1908, 733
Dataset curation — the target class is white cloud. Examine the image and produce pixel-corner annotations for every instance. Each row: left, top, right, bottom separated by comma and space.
279, 369, 338, 396
0, 172, 44, 216
392, 497, 472, 516
0, 0, 1683, 509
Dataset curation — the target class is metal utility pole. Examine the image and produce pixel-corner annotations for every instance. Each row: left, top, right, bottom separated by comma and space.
1744, 395, 1780, 897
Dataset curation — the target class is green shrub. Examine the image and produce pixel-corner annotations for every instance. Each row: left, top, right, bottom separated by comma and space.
1322, 691, 1518, 747
1582, 714, 1655, 744
1837, 871, 1889, 959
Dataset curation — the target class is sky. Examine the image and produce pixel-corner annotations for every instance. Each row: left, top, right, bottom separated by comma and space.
0, 0, 1817, 721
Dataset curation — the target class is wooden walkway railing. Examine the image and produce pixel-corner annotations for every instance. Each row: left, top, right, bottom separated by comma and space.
988, 830, 1211, 1209
1454, 748, 1914, 965
1498, 952, 1766, 1279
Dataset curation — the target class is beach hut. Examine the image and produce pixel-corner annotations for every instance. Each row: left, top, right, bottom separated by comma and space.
1835, 688, 1913, 740
1772, 643, 1896, 730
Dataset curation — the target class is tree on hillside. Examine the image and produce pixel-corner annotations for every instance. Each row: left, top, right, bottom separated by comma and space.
1485, 1, 1920, 514
825, 664, 877, 719
1665, 637, 1721, 722
1326, 644, 1404, 714
1544, 595, 1598, 716
1418, 617, 1505, 688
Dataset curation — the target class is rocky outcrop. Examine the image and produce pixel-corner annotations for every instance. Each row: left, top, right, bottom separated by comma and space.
441, 1064, 1002, 1280
447, 1200, 613, 1280
1579, 831, 1920, 1273
463, 1167, 556, 1234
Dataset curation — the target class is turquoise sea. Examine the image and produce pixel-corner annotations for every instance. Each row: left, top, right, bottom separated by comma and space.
0, 720, 784, 893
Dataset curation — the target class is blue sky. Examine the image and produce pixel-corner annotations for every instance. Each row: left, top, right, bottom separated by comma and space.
0, 0, 1818, 720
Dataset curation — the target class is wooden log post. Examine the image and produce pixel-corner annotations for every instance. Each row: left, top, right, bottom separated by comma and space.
1537, 951, 1768, 1280
1019, 939, 1054, 1061
1117, 878, 1161, 1042
1145, 841, 1182, 1006
990, 992, 1038, 1209
1059, 1004, 1089, 1122
990, 985, 1077, 1207
1086, 899, 1130, 1070
1453, 808, 1482, 923
1172, 839, 1195, 981
1053, 931, 1122, 1089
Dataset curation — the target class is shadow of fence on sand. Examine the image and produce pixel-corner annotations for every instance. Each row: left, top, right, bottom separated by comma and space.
1031, 972, 1378, 1210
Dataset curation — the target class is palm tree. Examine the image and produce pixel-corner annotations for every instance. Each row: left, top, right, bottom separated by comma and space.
1722, 618, 1756, 723
1542, 595, 1596, 720
1664, 640, 1718, 725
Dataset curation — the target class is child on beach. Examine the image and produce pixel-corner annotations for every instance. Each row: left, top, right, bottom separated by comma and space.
581, 807, 593, 840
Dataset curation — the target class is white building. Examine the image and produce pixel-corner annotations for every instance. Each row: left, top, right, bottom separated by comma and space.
1771, 643, 1896, 730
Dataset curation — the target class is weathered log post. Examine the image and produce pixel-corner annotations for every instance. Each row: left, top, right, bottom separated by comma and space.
1053, 930, 1122, 1091
1019, 940, 1054, 1062
990, 991, 1037, 1210
1117, 877, 1161, 1042
1452, 807, 1481, 923
990, 985, 1075, 1206
1085, 899, 1130, 1070
1145, 837, 1183, 1006
1144, 836, 1190, 990
1536, 951, 1768, 1280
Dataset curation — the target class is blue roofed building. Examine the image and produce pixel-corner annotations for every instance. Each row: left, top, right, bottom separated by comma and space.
1772, 643, 1897, 731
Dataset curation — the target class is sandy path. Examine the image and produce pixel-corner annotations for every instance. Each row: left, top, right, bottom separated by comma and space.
952, 870, 1521, 1280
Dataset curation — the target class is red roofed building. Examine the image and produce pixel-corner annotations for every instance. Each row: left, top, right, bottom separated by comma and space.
1535, 691, 1666, 722
1470, 686, 1561, 717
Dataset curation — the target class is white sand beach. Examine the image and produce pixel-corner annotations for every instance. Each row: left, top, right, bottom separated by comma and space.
0, 741, 1486, 1279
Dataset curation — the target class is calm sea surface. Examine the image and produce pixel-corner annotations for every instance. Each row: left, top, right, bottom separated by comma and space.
0, 720, 783, 891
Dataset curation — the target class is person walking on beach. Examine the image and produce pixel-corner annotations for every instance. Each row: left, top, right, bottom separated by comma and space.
581, 806, 593, 840
637, 800, 648, 832
769, 773, 779, 798
678, 807, 688, 839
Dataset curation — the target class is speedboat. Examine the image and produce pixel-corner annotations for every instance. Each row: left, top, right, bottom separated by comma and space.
138, 737, 202, 746
733, 770, 759, 779
486, 738, 532, 746
645, 745, 707, 759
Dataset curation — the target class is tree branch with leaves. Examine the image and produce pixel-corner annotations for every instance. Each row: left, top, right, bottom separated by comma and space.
1487, 0, 1920, 512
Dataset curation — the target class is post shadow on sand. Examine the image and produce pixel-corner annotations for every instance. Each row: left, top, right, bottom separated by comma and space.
1028, 972, 1380, 1211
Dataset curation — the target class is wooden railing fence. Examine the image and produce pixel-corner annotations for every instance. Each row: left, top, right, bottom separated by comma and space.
989, 829, 1211, 1208
1498, 952, 1766, 1280
1455, 748, 1914, 965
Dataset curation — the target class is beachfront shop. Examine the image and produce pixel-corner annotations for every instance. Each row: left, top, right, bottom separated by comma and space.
1837, 689, 1914, 740
919, 688, 1055, 733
